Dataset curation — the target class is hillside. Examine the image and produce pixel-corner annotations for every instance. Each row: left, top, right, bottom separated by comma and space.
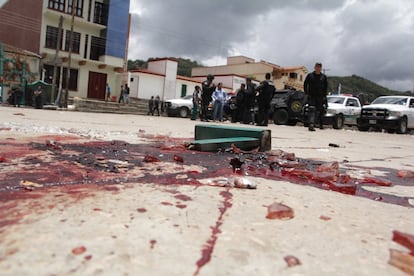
327, 75, 405, 102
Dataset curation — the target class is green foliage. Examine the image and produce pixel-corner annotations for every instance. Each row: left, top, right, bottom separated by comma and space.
127, 57, 202, 77
176, 58, 202, 77
127, 59, 147, 70
328, 75, 405, 102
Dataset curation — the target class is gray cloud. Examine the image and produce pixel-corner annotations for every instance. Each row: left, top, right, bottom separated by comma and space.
129, 0, 414, 91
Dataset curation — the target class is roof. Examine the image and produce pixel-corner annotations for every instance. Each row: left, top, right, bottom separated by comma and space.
276, 66, 308, 72
1, 42, 41, 58
129, 68, 165, 77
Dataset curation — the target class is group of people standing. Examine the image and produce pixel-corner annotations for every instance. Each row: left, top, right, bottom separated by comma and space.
190, 61, 327, 130
191, 73, 276, 126
106, 83, 130, 104
191, 74, 229, 122
147, 95, 161, 116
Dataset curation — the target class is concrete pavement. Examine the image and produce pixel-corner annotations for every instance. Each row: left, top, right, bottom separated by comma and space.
0, 106, 413, 275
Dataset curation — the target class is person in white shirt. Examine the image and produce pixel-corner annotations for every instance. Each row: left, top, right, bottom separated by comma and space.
212, 82, 227, 122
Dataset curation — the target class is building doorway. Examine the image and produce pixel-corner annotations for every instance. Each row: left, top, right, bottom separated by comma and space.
88, 71, 107, 100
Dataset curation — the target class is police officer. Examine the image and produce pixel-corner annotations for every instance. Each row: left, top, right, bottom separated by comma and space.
201, 74, 215, 121
243, 78, 257, 124
255, 73, 275, 126
304, 62, 328, 131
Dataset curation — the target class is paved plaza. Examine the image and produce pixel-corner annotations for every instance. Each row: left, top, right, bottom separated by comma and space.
0, 106, 413, 275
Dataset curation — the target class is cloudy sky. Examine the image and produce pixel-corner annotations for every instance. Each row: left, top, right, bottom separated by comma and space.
129, 0, 414, 91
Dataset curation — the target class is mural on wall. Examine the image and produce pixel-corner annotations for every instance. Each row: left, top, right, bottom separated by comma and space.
2, 53, 37, 83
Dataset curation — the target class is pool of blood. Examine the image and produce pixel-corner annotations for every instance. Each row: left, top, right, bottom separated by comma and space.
0, 134, 413, 274
0, 136, 412, 207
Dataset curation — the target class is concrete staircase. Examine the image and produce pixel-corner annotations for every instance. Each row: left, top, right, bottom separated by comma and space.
73, 97, 154, 115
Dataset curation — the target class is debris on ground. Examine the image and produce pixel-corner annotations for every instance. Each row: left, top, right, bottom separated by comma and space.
266, 202, 294, 220
389, 230, 414, 275
284, 255, 301, 267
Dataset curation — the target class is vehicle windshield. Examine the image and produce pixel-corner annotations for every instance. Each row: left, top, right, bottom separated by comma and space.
327, 97, 345, 104
371, 97, 407, 105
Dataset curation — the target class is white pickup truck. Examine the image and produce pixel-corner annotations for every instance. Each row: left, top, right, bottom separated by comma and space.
325, 95, 362, 129
357, 95, 414, 134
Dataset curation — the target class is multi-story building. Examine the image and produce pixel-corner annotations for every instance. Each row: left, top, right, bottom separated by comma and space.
0, 0, 130, 103
192, 56, 308, 91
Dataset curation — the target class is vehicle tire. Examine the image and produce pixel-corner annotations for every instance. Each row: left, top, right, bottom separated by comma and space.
179, 107, 190, 118
273, 109, 289, 125
396, 117, 408, 134
333, 114, 344, 129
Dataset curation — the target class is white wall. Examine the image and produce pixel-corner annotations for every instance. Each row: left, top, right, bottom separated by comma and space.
163, 60, 178, 101
174, 79, 201, 99
128, 72, 164, 100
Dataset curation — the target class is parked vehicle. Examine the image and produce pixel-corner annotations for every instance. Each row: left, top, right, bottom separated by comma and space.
165, 94, 227, 119
357, 95, 414, 134
302, 95, 362, 129
324, 95, 362, 129
164, 95, 193, 118
270, 89, 306, 125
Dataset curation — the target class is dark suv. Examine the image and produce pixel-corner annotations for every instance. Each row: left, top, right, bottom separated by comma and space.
270, 89, 306, 125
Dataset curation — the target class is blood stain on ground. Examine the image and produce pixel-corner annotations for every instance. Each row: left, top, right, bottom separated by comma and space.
174, 194, 192, 201
284, 255, 301, 267
71, 246, 87, 255
194, 188, 233, 276
319, 215, 332, 221
0, 134, 413, 273
150, 239, 157, 249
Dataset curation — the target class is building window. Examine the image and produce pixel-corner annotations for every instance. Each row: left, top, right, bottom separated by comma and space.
93, 2, 108, 25
64, 30, 81, 53
48, 0, 66, 12
67, 0, 84, 16
90, 36, 106, 61
289, 72, 298, 79
45, 26, 63, 50
63, 67, 79, 91
43, 65, 78, 91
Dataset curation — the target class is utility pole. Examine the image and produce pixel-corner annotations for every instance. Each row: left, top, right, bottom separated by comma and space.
63, 0, 77, 108
0, 43, 3, 103
52, 16, 63, 104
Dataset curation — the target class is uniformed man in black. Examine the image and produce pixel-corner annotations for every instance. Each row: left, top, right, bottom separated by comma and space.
243, 78, 257, 124
304, 62, 328, 131
200, 74, 215, 121
255, 73, 275, 126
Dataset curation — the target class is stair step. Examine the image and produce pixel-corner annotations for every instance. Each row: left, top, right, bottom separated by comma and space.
194, 124, 271, 151
190, 137, 260, 152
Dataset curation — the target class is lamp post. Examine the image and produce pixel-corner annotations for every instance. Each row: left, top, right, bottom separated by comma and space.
63, 0, 78, 108
0, 43, 3, 103
51, 16, 63, 104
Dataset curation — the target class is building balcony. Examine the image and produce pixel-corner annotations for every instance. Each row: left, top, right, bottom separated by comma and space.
43, 8, 107, 31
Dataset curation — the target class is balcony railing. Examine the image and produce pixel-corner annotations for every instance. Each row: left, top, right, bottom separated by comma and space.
93, 2, 108, 26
